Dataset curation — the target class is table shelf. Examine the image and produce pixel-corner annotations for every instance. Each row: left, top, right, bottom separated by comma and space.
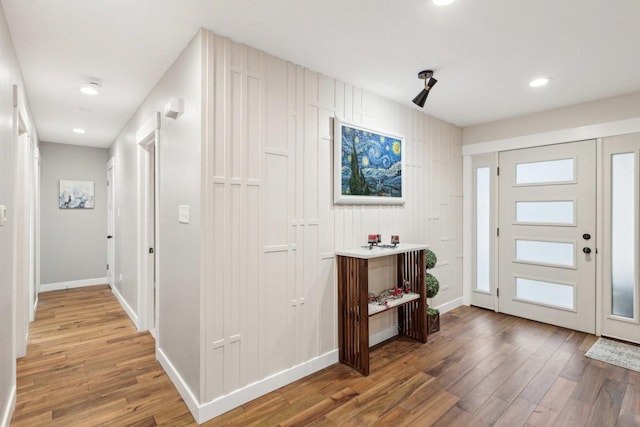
368, 292, 420, 316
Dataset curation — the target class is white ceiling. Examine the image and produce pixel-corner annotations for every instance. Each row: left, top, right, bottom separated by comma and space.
3, 0, 640, 148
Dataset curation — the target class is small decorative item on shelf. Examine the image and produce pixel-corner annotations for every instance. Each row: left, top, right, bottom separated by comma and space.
425, 249, 440, 334
367, 234, 382, 249
391, 235, 400, 246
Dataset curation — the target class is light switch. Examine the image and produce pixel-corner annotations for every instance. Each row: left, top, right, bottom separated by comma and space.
179, 205, 189, 224
0, 205, 7, 226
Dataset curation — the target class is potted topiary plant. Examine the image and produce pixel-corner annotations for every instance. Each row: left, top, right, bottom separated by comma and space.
425, 249, 440, 334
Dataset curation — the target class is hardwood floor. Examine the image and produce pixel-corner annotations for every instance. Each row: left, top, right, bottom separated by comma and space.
11, 285, 640, 426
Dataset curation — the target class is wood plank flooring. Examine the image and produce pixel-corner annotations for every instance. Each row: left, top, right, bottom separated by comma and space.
11, 285, 640, 426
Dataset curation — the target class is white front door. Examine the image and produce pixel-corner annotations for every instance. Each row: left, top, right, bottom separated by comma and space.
498, 140, 596, 333
602, 134, 640, 344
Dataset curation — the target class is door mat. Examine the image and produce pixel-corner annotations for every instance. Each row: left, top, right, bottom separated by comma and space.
585, 337, 640, 373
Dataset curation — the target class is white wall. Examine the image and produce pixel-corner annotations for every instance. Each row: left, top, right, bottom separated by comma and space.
108, 31, 203, 398
0, 2, 37, 425
107, 26, 462, 423
197, 29, 463, 419
39, 142, 108, 287
463, 91, 640, 146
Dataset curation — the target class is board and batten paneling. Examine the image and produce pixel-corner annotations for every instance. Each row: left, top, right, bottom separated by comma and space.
202, 29, 462, 404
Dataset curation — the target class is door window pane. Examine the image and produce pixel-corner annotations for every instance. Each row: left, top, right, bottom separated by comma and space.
516, 277, 574, 310
516, 201, 574, 225
611, 153, 635, 318
476, 167, 490, 292
515, 239, 575, 267
516, 158, 574, 185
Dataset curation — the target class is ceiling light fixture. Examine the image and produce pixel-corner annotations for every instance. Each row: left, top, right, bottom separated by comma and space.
529, 77, 550, 87
73, 128, 86, 134
80, 80, 102, 95
433, 0, 455, 6
412, 70, 438, 108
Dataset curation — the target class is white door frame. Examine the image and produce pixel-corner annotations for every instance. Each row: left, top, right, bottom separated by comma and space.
463, 117, 640, 337
136, 113, 160, 334
13, 94, 31, 358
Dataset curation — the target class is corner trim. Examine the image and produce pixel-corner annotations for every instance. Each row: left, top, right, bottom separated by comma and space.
110, 284, 140, 330
157, 346, 339, 424
40, 277, 108, 293
1, 384, 16, 427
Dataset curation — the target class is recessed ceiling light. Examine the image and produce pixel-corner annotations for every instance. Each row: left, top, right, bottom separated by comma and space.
80, 80, 102, 95
529, 77, 550, 87
73, 128, 86, 134
433, 0, 455, 5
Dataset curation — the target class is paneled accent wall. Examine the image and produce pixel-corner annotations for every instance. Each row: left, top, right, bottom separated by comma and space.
202, 30, 462, 403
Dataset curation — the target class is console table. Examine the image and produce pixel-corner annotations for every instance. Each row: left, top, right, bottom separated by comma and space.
336, 243, 428, 376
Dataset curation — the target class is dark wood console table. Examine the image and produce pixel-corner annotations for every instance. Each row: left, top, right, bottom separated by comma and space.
336, 244, 428, 376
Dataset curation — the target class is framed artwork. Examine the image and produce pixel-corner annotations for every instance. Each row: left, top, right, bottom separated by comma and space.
334, 118, 405, 205
59, 180, 95, 209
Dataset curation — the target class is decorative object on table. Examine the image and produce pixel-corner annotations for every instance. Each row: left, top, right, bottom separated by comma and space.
367, 234, 382, 249
59, 180, 95, 209
368, 280, 413, 309
425, 248, 440, 334
334, 118, 405, 205
391, 235, 400, 246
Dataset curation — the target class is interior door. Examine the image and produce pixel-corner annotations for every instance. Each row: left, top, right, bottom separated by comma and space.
107, 161, 114, 288
498, 140, 596, 333
602, 133, 640, 344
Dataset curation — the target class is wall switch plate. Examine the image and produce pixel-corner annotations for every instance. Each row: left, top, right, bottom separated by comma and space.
179, 205, 189, 224
0, 205, 7, 226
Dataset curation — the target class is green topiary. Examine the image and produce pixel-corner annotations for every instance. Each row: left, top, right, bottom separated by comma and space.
427, 307, 440, 316
425, 249, 437, 270
426, 272, 440, 299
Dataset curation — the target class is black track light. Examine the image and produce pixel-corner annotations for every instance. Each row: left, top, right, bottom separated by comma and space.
412, 70, 437, 108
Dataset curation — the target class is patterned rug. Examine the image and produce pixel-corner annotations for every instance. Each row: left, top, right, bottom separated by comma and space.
585, 337, 640, 372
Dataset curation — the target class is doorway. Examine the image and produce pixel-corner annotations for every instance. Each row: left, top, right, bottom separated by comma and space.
136, 113, 159, 334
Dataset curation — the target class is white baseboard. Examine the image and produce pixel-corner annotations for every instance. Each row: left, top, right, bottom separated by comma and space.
1, 384, 16, 427
370, 325, 399, 347
110, 284, 140, 330
40, 277, 107, 293
156, 347, 200, 421
436, 296, 464, 314
157, 346, 339, 424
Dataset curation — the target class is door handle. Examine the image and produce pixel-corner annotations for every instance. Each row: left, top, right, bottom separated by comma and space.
583, 247, 592, 254
107, 235, 113, 239
582, 233, 591, 240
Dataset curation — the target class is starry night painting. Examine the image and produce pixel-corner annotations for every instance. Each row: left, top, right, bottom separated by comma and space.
334, 119, 405, 205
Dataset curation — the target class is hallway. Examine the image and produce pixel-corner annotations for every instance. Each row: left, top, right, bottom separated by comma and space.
10, 284, 640, 425
10, 285, 193, 426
